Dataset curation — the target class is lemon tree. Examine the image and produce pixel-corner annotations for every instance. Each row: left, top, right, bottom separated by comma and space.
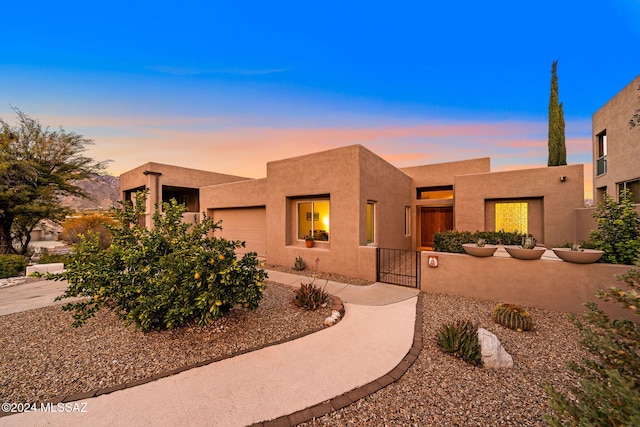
55, 190, 266, 332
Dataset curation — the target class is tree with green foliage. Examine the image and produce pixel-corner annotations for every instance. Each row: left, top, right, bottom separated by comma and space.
544, 261, 640, 426
55, 191, 267, 332
0, 109, 107, 254
548, 60, 567, 166
590, 189, 640, 265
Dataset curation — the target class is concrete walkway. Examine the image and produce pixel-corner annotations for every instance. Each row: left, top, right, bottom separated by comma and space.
0, 271, 420, 427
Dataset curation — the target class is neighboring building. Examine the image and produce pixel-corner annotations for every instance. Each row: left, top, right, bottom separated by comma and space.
121, 144, 584, 279
592, 74, 640, 204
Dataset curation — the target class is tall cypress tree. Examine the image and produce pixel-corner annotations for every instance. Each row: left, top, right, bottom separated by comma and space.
548, 61, 567, 166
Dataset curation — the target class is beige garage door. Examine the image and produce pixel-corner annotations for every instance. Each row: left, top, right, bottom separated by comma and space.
211, 207, 266, 257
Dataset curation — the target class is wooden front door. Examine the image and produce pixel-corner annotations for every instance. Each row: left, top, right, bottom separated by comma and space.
420, 207, 454, 248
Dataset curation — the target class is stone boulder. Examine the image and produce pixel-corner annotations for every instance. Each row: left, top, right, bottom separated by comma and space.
477, 327, 513, 368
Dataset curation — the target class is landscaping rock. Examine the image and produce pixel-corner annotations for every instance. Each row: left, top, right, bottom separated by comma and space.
477, 327, 513, 368
324, 317, 336, 327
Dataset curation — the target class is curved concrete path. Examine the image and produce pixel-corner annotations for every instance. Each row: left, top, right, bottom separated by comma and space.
1, 271, 420, 427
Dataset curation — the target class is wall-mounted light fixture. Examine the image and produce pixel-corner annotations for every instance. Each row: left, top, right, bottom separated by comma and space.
560, 176, 566, 182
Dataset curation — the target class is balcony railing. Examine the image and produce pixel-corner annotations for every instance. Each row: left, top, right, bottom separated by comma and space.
596, 156, 607, 176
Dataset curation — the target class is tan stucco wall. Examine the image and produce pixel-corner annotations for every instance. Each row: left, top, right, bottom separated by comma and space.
401, 157, 491, 187
593, 74, 640, 202
421, 251, 634, 320
454, 164, 584, 246
402, 157, 491, 248
120, 162, 251, 227
200, 179, 267, 209
265, 145, 411, 277
359, 147, 413, 250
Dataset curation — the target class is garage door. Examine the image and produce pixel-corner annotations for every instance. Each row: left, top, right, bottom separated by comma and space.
211, 207, 266, 257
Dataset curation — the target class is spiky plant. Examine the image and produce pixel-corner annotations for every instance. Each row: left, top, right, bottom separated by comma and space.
292, 256, 305, 271
493, 303, 533, 331
293, 281, 329, 310
436, 320, 482, 366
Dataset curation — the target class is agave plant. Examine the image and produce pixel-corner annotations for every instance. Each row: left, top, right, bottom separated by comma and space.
436, 320, 482, 366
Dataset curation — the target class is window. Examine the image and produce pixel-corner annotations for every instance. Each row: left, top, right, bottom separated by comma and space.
405, 206, 412, 236
366, 201, 376, 244
596, 130, 607, 176
495, 202, 528, 234
618, 179, 640, 203
297, 200, 330, 241
416, 185, 454, 200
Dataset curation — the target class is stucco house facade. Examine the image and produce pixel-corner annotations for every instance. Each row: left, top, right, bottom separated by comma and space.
592, 74, 640, 204
121, 144, 584, 279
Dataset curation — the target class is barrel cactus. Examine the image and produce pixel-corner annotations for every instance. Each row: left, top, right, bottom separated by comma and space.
476, 238, 487, 248
493, 303, 533, 331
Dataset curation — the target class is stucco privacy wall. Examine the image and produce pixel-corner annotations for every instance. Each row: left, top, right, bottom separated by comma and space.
421, 251, 634, 320
592, 74, 640, 202
265, 145, 411, 278
454, 164, 584, 246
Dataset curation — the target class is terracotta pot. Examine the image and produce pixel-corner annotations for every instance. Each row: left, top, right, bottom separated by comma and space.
551, 248, 604, 264
305, 240, 314, 248
462, 244, 498, 257
504, 245, 547, 260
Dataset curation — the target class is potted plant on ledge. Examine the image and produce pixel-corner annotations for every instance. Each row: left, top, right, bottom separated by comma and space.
462, 238, 499, 257
505, 235, 547, 260
305, 235, 315, 248
552, 242, 604, 264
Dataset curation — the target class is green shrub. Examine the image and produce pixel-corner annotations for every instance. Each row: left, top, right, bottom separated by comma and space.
54, 190, 267, 332
436, 320, 482, 366
434, 230, 526, 253
543, 260, 640, 425
589, 189, 640, 265
0, 254, 29, 278
294, 280, 329, 310
434, 231, 474, 253
493, 303, 533, 331
37, 252, 72, 265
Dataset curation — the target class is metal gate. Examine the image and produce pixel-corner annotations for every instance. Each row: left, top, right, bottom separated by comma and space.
376, 248, 420, 288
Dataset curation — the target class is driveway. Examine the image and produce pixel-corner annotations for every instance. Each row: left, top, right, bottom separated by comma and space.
0, 279, 74, 316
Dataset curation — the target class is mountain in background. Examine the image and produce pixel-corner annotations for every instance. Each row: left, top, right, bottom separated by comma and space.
60, 175, 121, 211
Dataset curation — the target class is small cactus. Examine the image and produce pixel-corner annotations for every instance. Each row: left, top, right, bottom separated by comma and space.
521, 235, 537, 249
570, 242, 582, 252
493, 303, 532, 331
476, 238, 486, 248
292, 256, 305, 271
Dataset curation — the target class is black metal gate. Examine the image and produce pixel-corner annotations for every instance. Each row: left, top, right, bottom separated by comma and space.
376, 248, 420, 288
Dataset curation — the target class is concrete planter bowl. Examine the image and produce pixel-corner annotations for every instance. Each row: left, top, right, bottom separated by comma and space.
552, 248, 604, 264
462, 244, 498, 257
504, 246, 547, 260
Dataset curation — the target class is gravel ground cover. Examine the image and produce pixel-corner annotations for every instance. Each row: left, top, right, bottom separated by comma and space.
265, 264, 374, 287
2, 267, 587, 426
0, 281, 331, 405
303, 292, 587, 427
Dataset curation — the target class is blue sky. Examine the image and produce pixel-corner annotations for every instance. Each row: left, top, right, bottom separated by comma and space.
1, 1, 639, 197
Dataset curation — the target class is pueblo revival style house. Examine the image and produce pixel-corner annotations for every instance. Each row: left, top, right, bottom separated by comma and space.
121, 145, 584, 280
